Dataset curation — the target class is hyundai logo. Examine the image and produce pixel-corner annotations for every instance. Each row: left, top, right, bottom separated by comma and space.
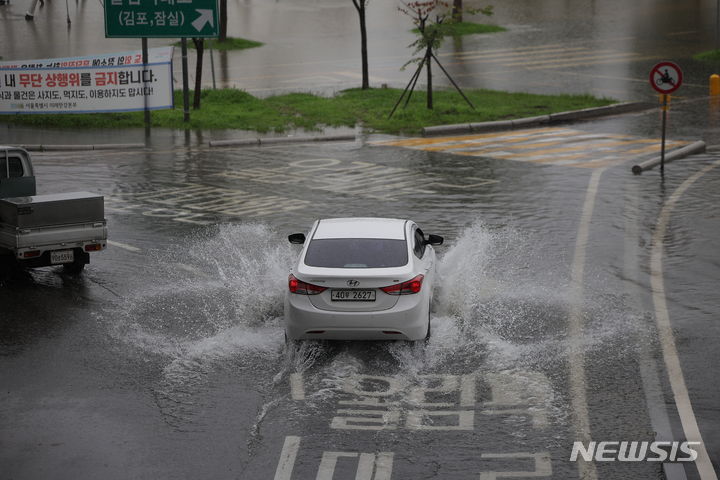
347, 279, 360, 287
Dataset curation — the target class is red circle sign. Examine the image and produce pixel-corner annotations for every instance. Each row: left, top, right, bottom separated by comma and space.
650, 62, 683, 94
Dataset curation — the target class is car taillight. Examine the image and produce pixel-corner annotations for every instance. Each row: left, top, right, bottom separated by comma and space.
380, 274, 424, 295
288, 274, 327, 295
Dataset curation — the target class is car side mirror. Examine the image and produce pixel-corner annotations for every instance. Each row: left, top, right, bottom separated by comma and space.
288, 233, 306, 244
426, 234, 444, 246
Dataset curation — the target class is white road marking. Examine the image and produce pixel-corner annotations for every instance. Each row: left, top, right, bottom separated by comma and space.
479, 452, 552, 480
650, 160, 720, 480
624, 181, 686, 480
482, 408, 548, 429
290, 373, 305, 401
174, 263, 209, 278
405, 410, 475, 430
273, 436, 301, 480
107, 240, 141, 252
567, 168, 605, 480
330, 409, 400, 431
315, 451, 394, 480
316, 452, 360, 480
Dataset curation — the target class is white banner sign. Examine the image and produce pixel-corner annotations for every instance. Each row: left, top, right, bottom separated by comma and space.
0, 47, 174, 114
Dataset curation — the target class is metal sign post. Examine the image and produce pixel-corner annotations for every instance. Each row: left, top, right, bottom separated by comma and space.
181, 38, 190, 123
649, 61, 683, 175
660, 94, 668, 173
141, 37, 150, 131
105, 0, 220, 124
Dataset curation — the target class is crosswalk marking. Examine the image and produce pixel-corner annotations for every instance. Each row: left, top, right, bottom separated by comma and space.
435, 42, 651, 70
373, 128, 690, 168
447, 47, 594, 61
502, 52, 640, 68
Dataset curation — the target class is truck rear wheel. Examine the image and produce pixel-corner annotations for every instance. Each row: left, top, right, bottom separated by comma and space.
62, 249, 89, 274
0, 254, 18, 281
63, 261, 85, 274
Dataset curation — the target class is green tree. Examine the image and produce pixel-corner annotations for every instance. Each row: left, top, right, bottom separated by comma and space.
398, 0, 492, 109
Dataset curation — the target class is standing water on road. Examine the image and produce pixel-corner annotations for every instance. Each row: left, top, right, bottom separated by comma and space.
98, 220, 644, 439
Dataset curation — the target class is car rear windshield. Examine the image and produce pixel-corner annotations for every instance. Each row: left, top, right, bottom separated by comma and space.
304, 238, 408, 268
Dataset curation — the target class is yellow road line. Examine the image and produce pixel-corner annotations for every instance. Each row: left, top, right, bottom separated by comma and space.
501, 52, 637, 68
569, 158, 627, 169
411, 133, 585, 152
524, 55, 658, 70
625, 143, 687, 155
453, 47, 594, 62
459, 139, 673, 158
439, 43, 568, 57
373, 127, 570, 147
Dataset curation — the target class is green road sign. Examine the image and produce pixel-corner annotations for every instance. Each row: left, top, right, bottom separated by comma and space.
105, 0, 219, 38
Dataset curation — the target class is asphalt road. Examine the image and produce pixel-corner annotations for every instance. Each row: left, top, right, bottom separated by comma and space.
2, 0, 720, 478
1, 136, 718, 479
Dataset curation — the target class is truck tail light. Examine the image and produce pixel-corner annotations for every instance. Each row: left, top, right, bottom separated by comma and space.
380, 274, 424, 295
288, 274, 327, 295
22, 250, 41, 258
84, 244, 103, 252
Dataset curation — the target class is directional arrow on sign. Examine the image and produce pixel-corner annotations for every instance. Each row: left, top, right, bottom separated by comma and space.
192, 9, 214, 32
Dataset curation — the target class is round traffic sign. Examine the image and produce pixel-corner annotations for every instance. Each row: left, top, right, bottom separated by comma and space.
650, 62, 683, 94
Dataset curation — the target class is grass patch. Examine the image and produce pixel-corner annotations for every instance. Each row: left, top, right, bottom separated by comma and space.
174, 36, 263, 51
412, 22, 506, 36
1, 87, 614, 134
693, 49, 720, 62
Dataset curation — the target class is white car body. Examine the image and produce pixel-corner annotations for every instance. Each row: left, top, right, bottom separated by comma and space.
284, 218, 443, 341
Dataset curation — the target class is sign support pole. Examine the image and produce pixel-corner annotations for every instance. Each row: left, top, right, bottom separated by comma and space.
181, 37, 190, 123
660, 94, 668, 174
141, 37, 151, 132
209, 40, 217, 90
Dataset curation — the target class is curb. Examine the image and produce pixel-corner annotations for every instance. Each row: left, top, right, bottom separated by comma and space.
421, 102, 655, 136
208, 133, 356, 147
631, 141, 707, 175
11, 134, 357, 152
19, 143, 146, 152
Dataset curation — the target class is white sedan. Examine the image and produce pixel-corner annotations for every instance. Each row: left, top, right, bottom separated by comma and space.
284, 217, 444, 341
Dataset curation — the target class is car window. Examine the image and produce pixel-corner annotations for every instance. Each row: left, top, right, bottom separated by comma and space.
304, 238, 409, 268
8, 157, 24, 178
413, 228, 426, 258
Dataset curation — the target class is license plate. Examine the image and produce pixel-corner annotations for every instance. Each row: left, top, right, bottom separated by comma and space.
50, 249, 74, 264
331, 289, 376, 301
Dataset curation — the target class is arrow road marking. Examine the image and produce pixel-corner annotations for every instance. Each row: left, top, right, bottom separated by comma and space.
192, 9, 214, 32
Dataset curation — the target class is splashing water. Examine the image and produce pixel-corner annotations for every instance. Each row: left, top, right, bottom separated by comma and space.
102, 219, 645, 430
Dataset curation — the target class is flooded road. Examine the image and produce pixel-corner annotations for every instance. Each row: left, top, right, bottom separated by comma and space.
2, 0, 720, 101
1, 138, 718, 479
2, 0, 719, 477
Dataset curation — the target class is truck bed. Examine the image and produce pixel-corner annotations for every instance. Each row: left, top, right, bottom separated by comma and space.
0, 221, 107, 251
0, 192, 104, 228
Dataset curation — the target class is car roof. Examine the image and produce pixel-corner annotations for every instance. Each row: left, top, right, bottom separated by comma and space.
313, 218, 408, 240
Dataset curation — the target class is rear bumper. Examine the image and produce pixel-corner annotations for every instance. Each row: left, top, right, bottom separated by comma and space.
285, 293, 429, 341
15, 247, 90, 268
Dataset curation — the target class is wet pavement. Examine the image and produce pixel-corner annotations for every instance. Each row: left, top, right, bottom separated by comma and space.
1, 139, 719, 479
2, 1, 720, 479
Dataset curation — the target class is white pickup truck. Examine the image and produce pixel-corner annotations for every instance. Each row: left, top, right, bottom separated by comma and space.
0, 146, 107, 274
